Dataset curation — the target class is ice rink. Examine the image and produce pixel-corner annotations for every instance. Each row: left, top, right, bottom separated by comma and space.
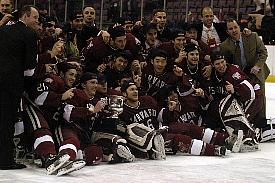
1, 83, 274, 183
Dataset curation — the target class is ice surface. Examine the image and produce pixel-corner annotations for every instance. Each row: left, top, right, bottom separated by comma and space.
1, 83, 275, 183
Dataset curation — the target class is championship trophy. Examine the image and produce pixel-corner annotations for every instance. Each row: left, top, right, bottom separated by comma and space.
106, 95, 124, 119
97, 95, 126, 134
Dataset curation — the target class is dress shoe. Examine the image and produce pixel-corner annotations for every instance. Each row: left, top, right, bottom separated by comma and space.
0, 162, 26, 170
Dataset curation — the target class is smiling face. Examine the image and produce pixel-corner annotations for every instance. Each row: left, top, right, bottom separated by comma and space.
213, 58, 227, 74
63, 69, 77, 88
83, 7, 95, 24
21, 7, 39, 30
151, 56, 167, 75
72, 14, 84, 30
226, 20, 241, 41
113, 56, 128, 71
173, 36, 186, 51
202, 7, 214, 28
187, 50, 199, 66
83, 79, 98, 98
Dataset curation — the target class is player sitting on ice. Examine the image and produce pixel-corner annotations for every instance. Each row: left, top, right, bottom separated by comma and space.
61, 72, 134, 164
119, 81, 166, 160
161, 88, 244, 156
205, 51, 262, 152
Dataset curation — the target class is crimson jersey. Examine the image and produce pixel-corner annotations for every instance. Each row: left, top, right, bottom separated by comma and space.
120, 96, 162, 130
28, 74, 69, 128
208, 64, 261, 102
62, 89, 100, 130
140, 64, 179, 104
175, 61, 211, 125
82, 33, 143, 73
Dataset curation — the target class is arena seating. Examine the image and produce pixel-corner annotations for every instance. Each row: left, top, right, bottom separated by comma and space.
17, 0, 256, 23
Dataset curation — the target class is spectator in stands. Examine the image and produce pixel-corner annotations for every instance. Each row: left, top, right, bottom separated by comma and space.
252, 0, 272, 15
0, 0, 13, 26
220, 18, 269, 129
0, 5, 39, 170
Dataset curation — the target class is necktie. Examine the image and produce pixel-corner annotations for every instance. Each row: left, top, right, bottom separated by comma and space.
235, 40, 246, 70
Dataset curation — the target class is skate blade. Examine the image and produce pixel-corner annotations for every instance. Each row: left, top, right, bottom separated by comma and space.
56, 160, 86, 176
47, 154, 70, 175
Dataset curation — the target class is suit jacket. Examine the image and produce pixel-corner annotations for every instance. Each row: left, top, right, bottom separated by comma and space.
0, 21, 38, 92
197, 22, 228, 43
220, 32, 270, 84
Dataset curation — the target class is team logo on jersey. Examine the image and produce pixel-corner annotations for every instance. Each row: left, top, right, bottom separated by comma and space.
232, 72, 241, 80
44, 78, 53, 83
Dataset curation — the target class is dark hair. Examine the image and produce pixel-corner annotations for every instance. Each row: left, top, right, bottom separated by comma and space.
152, 9, 166, 16
210, 51, 225, 63
171, 28, 185, 40
56, 62, 77, 75
19, 5, 38, 18
143, 22, 158, 34
148, 48, 168, 60
69, 11, 83, 21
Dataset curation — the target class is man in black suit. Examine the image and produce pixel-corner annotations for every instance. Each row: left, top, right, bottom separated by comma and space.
0, 5, 39, 170
197, 7, 227, 52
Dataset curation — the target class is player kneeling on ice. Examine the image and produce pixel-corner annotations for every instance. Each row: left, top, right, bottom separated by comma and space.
205, 51, 262, 152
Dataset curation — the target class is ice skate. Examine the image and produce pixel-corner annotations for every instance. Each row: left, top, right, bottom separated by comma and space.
214, 146, 227, 156
45, 153, 70, 175
56, 159, 86, 176
240, 138, 259, 152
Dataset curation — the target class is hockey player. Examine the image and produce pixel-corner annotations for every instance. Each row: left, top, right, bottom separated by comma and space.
173, 43, 211, 126
61, 72, 134, 164
161, 89, 244, 155
119, 81, 238, 157
82, 25, 142, 73
139, 48, 179, 106
206, 51, 261, 152
119, 81, 166, 159
97, 50, 133, 89
25, 62, 86, 175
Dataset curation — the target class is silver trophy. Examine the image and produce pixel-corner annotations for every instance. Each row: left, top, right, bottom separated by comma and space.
101, 95, 124, 118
